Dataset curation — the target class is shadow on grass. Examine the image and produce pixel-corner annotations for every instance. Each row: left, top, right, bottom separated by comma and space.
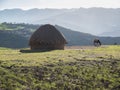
19, 49, 52, 53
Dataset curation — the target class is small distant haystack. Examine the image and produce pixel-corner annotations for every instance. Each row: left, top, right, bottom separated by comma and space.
29, 24, 67, 50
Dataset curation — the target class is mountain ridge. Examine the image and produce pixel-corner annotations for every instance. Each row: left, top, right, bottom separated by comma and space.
0, 8, 120, 36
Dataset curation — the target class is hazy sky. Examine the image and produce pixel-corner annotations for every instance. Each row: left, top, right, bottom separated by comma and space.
0, 0, 120, 10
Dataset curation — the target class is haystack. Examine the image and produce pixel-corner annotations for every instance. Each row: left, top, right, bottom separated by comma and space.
29, 24, 67, 50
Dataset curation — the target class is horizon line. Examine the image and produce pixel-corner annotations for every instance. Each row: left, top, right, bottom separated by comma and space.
1, 7, 120, 10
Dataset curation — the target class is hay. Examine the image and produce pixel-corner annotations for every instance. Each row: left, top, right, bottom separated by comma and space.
29, 24, 67, 50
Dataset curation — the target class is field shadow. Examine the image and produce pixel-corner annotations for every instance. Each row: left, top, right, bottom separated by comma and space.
19, 49, 52, 53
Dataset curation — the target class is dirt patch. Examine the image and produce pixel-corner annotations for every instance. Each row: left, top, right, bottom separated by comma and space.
65, 45, 108, 50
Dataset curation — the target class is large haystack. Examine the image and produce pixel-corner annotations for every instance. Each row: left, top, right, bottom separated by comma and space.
29, 24, 67, 50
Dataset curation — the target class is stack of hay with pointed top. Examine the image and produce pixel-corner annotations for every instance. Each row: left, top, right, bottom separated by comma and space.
29, 24, 67, 50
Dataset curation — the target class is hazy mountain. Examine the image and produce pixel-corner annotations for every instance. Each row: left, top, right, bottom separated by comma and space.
0, 8, 67, 24
99, 30, 120, 37
0, 8, 120, 36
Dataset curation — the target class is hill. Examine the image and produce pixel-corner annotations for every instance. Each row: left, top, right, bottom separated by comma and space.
0, 23, 40, 48
0, 23, 120, 48
0, 30, 28, 48
56, 25, 120, 45
55, 25, 96, 46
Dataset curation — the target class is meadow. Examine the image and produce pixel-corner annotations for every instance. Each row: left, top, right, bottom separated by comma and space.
0, 45, 120, 90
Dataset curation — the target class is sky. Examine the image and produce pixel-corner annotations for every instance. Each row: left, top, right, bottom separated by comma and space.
0, 0, 120, 10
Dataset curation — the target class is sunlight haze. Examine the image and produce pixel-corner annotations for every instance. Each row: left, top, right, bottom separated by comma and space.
0, 0, 120, 10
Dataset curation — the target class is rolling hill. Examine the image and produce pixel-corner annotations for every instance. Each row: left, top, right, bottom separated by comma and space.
0, 23, 120, 48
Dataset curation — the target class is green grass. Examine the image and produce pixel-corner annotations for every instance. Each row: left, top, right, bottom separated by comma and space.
0, 23, 24, 31
0, 45, 120, 90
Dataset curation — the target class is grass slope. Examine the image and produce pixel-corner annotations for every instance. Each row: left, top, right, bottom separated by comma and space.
0, 46, 120, 90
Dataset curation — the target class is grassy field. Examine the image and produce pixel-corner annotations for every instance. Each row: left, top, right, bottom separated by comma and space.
0, 45, 120, 90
